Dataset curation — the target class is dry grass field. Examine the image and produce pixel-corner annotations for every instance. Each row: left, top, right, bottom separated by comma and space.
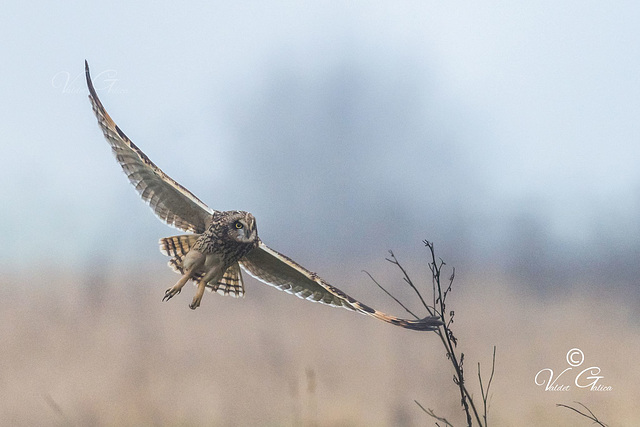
1, 263, 638, 426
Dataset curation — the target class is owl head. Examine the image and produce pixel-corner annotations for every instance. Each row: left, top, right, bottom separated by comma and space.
222, 210, 258, 244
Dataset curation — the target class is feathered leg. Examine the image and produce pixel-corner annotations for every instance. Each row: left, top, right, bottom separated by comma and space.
189, 264, 224, 309
163, 250, 205, 302
189, 281, 207, 310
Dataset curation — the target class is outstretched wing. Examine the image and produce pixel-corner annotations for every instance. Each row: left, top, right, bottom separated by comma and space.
85, 60, 215, 233
239, 242, 442, 331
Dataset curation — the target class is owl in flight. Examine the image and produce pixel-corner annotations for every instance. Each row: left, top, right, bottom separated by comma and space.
85, 61, 441, 331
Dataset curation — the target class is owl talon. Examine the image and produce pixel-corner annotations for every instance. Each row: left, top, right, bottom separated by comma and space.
189, 300, 200, 310
163, 288, 181, 302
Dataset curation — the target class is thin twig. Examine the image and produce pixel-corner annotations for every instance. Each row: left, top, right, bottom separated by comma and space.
362, 270, 420, 320
385, 250, 434, 316
556, 402, 608, 427
478, 346, 497, 426
415, 400, 454, 427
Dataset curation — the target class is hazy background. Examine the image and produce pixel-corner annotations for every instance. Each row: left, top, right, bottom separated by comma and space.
1, 1, 639, 425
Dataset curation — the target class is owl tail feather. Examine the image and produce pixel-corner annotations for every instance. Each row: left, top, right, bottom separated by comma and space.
159, 234, 201, 275
209, 263, 245, 298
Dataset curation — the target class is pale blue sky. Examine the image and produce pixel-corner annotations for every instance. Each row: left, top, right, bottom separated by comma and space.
2, 1, 639, 290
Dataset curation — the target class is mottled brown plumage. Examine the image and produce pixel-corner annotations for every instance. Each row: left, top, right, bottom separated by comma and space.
86, 60, 442, 331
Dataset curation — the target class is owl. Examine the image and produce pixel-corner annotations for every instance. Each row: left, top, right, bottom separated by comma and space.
85, 61, 441, 331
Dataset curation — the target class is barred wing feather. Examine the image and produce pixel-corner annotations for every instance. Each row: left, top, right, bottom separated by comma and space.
240, 243, 443, 331
85, 61, 214, 233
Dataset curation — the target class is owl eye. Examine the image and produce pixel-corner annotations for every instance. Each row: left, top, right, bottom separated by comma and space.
234, 221, 244, 229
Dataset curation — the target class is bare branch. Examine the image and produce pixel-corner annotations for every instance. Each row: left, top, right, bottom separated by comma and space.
377, 240, 498, 427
